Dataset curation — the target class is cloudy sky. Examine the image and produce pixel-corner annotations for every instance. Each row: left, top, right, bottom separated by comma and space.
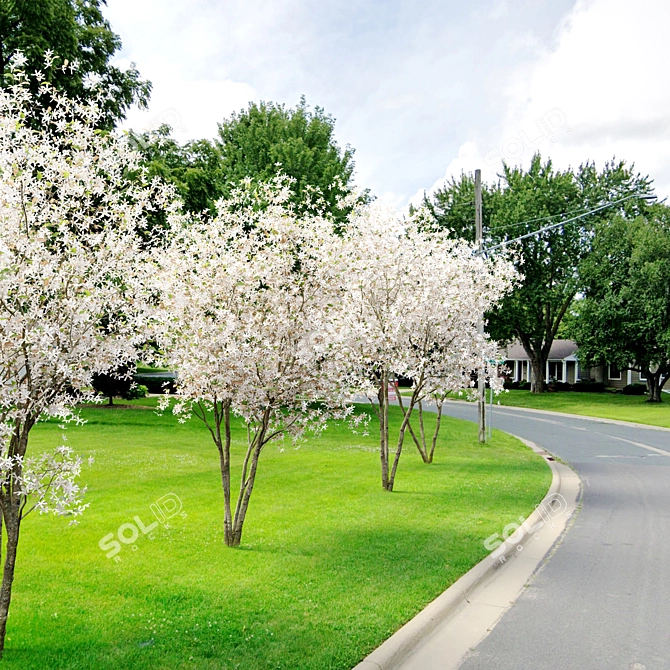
107, 0, 670, 209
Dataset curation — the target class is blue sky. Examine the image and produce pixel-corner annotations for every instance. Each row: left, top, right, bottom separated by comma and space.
108, 0, 670, 208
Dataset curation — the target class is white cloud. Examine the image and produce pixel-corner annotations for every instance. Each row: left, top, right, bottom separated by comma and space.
436, 0, 670, 198
120, 75, 256, 143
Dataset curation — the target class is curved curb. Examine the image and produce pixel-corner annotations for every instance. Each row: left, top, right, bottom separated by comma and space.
352, 438, 581, 670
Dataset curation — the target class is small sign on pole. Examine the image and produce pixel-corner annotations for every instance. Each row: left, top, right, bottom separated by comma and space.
388, 382, 398, 402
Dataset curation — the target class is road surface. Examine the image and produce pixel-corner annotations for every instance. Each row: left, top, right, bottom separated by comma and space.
440, 401, 670, 670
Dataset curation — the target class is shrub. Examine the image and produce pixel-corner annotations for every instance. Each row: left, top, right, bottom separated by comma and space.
623, 382, 647, 396
518, 380, 531, 390
126, 384, 149, 400
133, 373, 177, 394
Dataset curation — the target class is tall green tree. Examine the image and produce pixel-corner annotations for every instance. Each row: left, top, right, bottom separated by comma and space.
131, 98, 362, 223
216, 98, 359, 222
424, 154, 653, 392
0, 0, 150, 128
573, 208, 670, 402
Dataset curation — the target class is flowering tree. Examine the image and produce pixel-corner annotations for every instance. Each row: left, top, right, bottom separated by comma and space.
0, 59, 169, 655
340, 204, 517, 489
154, 180, 355, 547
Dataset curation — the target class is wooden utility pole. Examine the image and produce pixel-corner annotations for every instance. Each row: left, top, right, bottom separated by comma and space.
475, 169, 486, 443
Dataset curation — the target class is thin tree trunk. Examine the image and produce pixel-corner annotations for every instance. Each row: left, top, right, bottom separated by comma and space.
418, 400, 427, 457
0, 412, 34, 655
378, 370, 390, 490
397, 390, 428, 462
228, 409, 270, 547
215, 401, 234, 546
0, 511, 20, 657
108, 395, 113, 406
387, 407, 414, 491
428, 400, 444, 464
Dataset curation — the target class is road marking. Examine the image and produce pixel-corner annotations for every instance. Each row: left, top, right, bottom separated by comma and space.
596, 454, 662, 459
607, 434, 670, 457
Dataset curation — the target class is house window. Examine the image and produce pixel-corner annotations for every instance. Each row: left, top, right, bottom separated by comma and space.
548, 361, 564, 381
639, 369, 647, 381
608, 364, 622, 380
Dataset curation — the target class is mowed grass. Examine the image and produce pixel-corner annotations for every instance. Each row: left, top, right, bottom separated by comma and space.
5, 400, 550, 669
491, 389, 670, 428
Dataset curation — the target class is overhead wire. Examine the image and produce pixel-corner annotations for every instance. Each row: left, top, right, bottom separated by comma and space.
478, 192, 655, 255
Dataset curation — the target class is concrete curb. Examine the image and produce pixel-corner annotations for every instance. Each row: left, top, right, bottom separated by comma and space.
444, 398, 670, 433
352, 438, 581, 670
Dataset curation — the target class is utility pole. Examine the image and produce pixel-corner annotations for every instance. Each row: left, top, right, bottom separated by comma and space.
475, 169, 486, 443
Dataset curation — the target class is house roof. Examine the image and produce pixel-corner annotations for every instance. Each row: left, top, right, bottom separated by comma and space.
504, 339, 579, 361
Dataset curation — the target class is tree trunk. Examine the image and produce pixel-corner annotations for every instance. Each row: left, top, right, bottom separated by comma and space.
417, 401, 427, 459
378, 370, 390, 490
0, 501, 21, 657
227, 409, 269, 547
646, 372, 663, 403
215, 402, 234, 546
398, 392, 428, 462
387, 399, 416, 491
427, 400, 444, 464
530, 356, 545, 394
108, 395, 113, 406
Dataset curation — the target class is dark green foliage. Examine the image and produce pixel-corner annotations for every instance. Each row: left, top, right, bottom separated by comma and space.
128, 125, 224, 217
574, 207, 670, 402
623, 383, 647, 396
0, 0, 150, 128
133, 372, 176, 394
91, 365, 132, 404
125, 383, 148, 400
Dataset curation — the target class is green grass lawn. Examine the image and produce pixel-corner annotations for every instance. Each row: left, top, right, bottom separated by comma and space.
490, 389, 670, 428
5, 400, 550, 669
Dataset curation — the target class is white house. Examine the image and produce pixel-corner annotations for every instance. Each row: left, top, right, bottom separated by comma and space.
502, 339, 648, 387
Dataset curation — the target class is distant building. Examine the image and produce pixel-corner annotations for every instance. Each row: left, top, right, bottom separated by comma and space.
502, 339, 647, 388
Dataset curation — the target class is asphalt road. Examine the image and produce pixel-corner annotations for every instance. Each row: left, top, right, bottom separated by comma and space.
438, 401, 670, 670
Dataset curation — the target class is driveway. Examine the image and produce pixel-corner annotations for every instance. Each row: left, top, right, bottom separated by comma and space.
436, 401, 670, 670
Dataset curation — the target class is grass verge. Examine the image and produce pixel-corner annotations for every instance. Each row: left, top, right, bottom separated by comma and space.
5, 402, 549, 669
489, 389, 670, 428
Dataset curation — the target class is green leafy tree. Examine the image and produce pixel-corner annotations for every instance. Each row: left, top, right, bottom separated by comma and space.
216, 97, 358, 222
424, 154, 653, 392
129, 125, 224, 217
131, 98, 362, 223
0, 0, 150, 128
573, 207, 670, 402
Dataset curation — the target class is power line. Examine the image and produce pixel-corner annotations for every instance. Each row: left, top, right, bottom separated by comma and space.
479, 192, 654, 255
492, 206, 596, 232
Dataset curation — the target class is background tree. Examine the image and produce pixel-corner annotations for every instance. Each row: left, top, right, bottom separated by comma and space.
91, 366, 132, 405
0, 0, 150, 128
132, 98, 362, 223
424, 154, 653, 392
573, 208, 670, 402
128, 125, 224, 217
216, 98, 359, 223
0, 67, 166, 655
